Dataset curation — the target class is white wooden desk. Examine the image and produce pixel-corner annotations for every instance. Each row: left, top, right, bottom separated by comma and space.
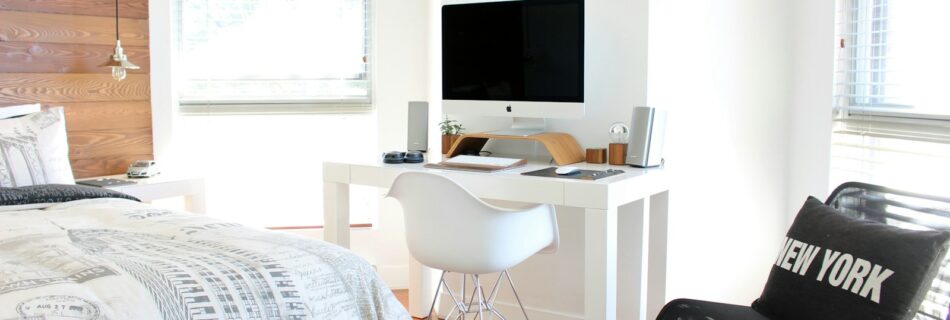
322, 160, 669, 320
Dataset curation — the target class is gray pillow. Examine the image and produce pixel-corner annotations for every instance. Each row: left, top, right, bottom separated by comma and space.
752, 197, 950, 320
0, 184, 140, 206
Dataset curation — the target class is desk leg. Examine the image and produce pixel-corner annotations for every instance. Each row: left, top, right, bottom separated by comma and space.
184, 180, 207, 214
408, 258, 441, 317
618, 200, 648, 320
184, 193, 207, 214
323, 181, 350, 248
647, 191, 670, 320
585, 207, 618, 320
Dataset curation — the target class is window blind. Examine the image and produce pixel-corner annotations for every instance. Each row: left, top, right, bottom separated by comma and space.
176, 0, 371, 111
831, 0, 950, 196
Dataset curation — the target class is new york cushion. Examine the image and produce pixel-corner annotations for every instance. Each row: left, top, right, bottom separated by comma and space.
753, 197, 950, 320
0, 107, 74, 187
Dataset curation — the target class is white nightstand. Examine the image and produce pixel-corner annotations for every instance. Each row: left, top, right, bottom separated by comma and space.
79, 174, 207, 213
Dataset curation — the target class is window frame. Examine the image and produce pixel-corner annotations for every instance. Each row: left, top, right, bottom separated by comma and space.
174, 0, 374, 114
836, 0, 913, 111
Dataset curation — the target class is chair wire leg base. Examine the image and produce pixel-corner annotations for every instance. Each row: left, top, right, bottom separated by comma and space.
426, 271, 445, 320
428, 271, 468, 320
427, 270, 529, 320
504, 270, 530, 320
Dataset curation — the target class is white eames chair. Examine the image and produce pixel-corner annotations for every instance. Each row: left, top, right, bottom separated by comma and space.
387, 172, 559, 319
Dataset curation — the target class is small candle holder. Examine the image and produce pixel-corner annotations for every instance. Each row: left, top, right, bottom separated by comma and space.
608, 122, 629, 165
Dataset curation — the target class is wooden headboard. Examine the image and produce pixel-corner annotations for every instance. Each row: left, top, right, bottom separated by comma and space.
0, 0, 153, 178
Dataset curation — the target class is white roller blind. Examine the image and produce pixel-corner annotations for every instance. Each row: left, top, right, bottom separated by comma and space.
176, 0, 371, 109
831, 0, 950, 195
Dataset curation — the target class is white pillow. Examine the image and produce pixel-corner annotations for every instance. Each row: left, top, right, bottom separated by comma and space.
0, 107, 74, 187
0, 103, 41, 119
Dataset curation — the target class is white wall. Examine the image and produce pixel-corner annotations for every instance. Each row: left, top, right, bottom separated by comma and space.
148, 0, 180, 171
365, 0, 431, 289
647, 0, 792, 304
787, 0, 835, 223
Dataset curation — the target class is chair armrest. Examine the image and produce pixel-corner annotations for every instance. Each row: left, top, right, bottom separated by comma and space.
656, 298, 772, 320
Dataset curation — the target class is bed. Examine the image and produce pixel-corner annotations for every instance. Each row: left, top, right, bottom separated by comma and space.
0, 107, 410, 319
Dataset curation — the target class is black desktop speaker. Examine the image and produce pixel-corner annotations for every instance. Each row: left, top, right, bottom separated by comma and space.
407, 101, 428, 152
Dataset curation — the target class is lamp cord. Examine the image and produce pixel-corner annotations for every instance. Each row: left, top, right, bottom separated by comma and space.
114, 0, 119, 41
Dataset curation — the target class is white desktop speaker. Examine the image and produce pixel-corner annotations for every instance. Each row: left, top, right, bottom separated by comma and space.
626, 106, 667, 168
407, 101, 428, 152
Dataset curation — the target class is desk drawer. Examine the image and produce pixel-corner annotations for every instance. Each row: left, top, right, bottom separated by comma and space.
446, 174, 564, 205
347, 164, 564, 205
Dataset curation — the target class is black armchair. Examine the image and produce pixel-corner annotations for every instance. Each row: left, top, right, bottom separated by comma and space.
656, 182, 950, 320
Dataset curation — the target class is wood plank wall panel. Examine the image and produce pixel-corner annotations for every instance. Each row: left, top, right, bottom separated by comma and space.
0, 11, 149, 46
61, 101, 151, 131
0, 74, 150, 103
0, 42, 150, 73
0, 0, 148, 19
70, 154, 152, 178
0, 1, 152, 179
68, 127, 152, 158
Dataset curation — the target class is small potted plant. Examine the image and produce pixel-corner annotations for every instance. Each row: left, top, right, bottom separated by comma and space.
439, 117, 464, 154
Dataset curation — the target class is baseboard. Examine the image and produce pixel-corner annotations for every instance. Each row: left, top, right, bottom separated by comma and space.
437, 292, 583, 320
377, 264, 409, 289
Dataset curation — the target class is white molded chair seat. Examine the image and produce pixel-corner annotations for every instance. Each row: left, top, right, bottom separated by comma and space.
387, 171, 559, 319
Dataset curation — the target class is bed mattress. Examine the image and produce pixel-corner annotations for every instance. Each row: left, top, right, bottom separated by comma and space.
0, 198, 409, 320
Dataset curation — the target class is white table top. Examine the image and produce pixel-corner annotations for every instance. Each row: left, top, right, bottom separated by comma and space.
332, 157, 665, 185
326, 157, 668, 209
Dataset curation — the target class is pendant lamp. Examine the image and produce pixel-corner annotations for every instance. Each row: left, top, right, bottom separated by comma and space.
100, 0, 139, 81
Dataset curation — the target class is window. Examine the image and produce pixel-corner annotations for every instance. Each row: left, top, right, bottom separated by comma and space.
832, 3, 950, 317
176, 0, 371, 111
834, 0, 950, 114
831, 0, 950, 194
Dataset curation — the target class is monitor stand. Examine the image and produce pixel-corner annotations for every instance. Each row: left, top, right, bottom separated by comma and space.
486, 117, 546, 137
446, 131, 585, 165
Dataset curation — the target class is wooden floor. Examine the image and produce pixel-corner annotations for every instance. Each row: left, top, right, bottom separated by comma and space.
394, 289, 428, 319
394, 289, 409, 309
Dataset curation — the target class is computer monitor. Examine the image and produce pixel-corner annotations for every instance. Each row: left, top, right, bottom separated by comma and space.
442, 0, 585, 135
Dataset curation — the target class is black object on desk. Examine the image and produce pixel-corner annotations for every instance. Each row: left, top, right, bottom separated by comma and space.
521, 167, 624, 180
77, 178, 137, 187
383, 151, 425, 164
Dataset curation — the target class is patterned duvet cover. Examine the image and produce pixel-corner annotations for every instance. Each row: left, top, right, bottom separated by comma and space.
0, 198, 409, 320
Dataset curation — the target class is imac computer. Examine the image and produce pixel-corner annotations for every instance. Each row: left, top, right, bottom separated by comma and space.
442, 0, 584, 136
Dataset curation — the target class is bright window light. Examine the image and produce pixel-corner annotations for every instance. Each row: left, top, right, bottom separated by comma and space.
177, 0, 370, 104
177, 114, 379, 228
831, 0, 950, 201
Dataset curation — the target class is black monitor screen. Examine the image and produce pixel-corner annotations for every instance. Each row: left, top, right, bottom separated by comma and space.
442, 0, 584, 103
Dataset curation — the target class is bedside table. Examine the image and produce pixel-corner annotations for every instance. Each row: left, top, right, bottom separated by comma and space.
80, 174, 207, 213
